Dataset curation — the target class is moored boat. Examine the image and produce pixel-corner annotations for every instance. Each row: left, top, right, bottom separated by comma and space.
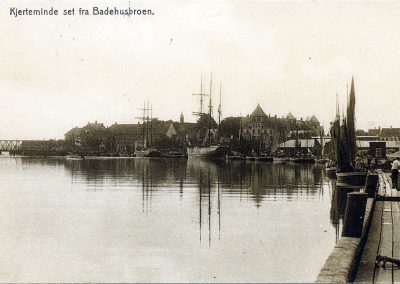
162, 149, 187, 158
135, 101, 161, 158
135, 148, 161, 158
326, 167, 337, 179
273, 156, 290, 163
315, 158, 329, 164
336, 171, 367, 186
66, 153, 84, 160
329, 78, 366, 186
226, 151, 246, 161
187, 75, 230, 160
187, 145, 227, 159
290, 157, 315, 164
245, 150, 257, 161
255, 156, 273, 162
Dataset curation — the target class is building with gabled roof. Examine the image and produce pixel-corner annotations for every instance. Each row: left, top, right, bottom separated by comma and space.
380, 127, 400, 141
242, 104, 323, 152
250, 103, 267, 117
65, 127, 82, 144
286, 112, 295, 120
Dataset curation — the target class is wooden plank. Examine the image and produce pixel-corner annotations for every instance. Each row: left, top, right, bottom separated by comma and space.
376, 196, 400, 202
378, 172, 387, 196
384, 173, 392, 197
375, 201, 393, 283
392, 201, 400, 282
355, 201, 384, 282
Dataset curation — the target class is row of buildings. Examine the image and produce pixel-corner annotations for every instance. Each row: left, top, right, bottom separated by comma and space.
17, 103, 398, 156
63, 104, 323, 154
364, 127, 400, 142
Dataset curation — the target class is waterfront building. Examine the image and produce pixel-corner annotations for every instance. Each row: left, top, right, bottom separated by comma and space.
367, 126, 400, 142
64, 127, 82, 146
166, 114, 198, 144
277, 138, 322, 155
380, 127, 400, 141
63, 115, 200, 153
242, 104, 323, 151
108, 123, 141, 153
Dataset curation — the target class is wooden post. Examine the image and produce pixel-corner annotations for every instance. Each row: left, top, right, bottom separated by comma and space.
336, 185, 353, 217
397, 172, 400, 190
342, 192, 368, 238
365, 173, 379, 198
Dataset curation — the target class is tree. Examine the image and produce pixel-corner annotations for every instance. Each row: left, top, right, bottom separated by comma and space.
196, 114, 218, 141
219, 117, 241, 139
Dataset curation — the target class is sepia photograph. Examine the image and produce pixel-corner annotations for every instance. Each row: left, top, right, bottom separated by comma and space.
1, 0, 400, 282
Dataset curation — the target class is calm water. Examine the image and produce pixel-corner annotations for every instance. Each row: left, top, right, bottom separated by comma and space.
0, 155, 341, 282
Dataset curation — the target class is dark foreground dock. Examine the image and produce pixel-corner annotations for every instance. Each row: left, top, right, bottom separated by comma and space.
317, 171, 399, 283
355, 173, 400, 283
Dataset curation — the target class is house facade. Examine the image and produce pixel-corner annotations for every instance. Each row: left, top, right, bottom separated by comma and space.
242, 104, 323, 151
367, 127, 400, 142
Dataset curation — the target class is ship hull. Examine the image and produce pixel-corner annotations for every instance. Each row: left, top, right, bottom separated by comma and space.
255, 156, 273, 162
135, 149, 161, 158
336, 171, 367, 186
290, 158, 315, 164
273, 157, 290, 163
187, 145, 227, 159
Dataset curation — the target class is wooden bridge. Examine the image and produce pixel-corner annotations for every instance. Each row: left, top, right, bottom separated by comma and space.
0, 140, 22, 151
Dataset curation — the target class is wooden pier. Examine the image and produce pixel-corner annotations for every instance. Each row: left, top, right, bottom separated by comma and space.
355, 173, 400, 283
317, 170, 400, 283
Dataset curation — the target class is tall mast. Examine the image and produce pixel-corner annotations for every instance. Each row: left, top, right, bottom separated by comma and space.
142, 101, 147, 150
208, 73, 213, 143
150, 103, 153, 148
239, 115, 242, 140
135, 101, 152, 149
192, 76, 208, 117
143, 102, 146, 148
146, 101, 149, 148
208, 74, 213, 116
218, 81, 222, 141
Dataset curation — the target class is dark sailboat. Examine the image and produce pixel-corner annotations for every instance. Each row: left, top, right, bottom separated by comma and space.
326, 94, 340, 179
333, 78, 367, 185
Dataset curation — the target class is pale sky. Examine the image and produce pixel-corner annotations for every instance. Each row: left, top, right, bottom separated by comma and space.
1, 0, 400, 139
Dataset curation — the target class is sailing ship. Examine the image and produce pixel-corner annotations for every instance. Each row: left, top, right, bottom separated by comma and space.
331, 78, 366, 185
187, 76, 229, 159
134, 102, 161, 158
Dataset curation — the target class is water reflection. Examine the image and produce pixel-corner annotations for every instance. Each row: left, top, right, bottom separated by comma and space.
1, 156, 339, 282
58, 158, 328, 203
328, 179, 363, 242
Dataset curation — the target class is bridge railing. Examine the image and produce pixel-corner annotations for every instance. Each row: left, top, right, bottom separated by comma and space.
0, 140, 22, 151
